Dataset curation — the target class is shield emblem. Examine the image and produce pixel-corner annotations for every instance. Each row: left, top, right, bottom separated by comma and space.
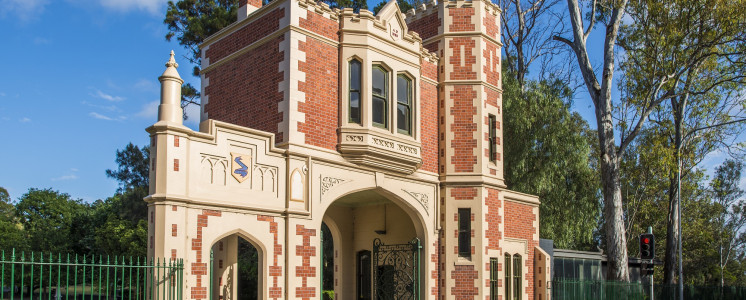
230, 152, 251, 183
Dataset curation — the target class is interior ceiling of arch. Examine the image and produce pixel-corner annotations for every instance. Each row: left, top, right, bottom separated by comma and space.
332, 189, 392, 207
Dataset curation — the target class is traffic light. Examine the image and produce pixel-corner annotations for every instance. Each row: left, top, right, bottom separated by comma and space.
640, 233, 655, 260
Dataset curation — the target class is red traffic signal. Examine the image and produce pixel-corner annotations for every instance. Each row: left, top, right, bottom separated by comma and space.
640, 233, 655, 260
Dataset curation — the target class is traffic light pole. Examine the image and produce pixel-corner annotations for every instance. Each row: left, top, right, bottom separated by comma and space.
648, 227, 654, 300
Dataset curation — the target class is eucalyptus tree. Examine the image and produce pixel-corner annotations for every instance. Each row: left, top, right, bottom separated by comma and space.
618, 0, 746, 284
553, 0, 633, 281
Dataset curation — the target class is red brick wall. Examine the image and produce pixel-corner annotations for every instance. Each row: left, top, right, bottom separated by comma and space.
204, 8, 285, 63
420, 60, 439, 172
449, 86, 477, 173
485, 188, 501, 252
448, 37, 477, 80
450, 187, 477, 200
448, 7, 475, 32
295, 225, 317, 300
258, 215, 283, 299
451, 265, 478, 299
297, 38, 339, 150
204, 36, 286, 143
505, 202, 538, 300
424, 42, 439, 54
190, 210, 222, 300
299, 11, 339, 42
407, 11, 440, 40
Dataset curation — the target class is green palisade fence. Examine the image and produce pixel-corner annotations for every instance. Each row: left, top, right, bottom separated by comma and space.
1, 250, 183, 300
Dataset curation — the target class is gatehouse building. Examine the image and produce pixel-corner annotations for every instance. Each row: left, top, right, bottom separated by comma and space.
145, 0, 550, 299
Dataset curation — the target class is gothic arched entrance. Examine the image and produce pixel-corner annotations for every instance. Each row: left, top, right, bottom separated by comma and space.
320, 189, 425, 300
210, 233, 263, 300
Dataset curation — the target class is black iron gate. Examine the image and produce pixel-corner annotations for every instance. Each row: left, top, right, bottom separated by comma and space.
372, 238, 421, 300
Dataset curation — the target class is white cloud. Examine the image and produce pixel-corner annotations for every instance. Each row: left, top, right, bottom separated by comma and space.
70, 168, 79, 172
19, 117, 30, 123
51, 174, 78, 181
0, 0, 49, 21
81, 100, 119, 112
90, 89, 125, 102
89, 112, 125, 121
136, 100, 159, 119
0, 92, 6, 97
99, 0, 167, 15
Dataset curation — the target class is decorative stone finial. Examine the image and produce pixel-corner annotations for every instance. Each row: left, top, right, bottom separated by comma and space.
157, 50, 185, 125
165, 50, 179, 68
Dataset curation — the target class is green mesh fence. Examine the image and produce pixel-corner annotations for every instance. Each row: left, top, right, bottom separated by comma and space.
1, 249, 183, 300
551, 279, 646, 300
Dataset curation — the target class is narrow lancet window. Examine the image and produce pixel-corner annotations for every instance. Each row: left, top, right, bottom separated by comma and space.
372, 66, 388, 128
349, 59, 362, 124
397, 75, 412, 135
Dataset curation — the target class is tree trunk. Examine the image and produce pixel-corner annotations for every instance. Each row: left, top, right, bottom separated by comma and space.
664, 96, 685, 285
596, 97, 630, 281
663, 171, 680, 284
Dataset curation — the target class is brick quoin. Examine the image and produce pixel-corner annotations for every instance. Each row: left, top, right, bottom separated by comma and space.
483, 12, 499, 40
449, 38, 477, 81
451, 265, 478, 299
450, 86, 478, 172
204, 36, 286, 143
483, 41, 501, 87
407, 11, 441, 41
190, 210, 222, 300
420, 79, 439, 173
297, 38, 339, 150
204, 8, 285, 63
505, 201, 538, 300
431, 240, 440, 297
295, 225, 317, 300
450, 187, 477, 200
448, 7, 475, 32
258, 215, 283, 299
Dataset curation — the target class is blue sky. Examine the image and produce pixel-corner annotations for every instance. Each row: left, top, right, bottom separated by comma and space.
0, 0, 742, 202
0, 0, 200, 202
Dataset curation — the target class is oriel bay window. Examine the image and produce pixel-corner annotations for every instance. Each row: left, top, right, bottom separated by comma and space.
349, 59, 362, 124
372, 65, 388, 128
397, 75, 412, 135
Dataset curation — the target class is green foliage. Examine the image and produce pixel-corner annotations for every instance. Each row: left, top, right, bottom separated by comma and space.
373, 0, 418, 14
106, 143, 150, 222
15, 188, 86, 253
502, 69, 601, 250
164, 0, 239, 65
0, 187, 25, 251
237, 238, 259, 300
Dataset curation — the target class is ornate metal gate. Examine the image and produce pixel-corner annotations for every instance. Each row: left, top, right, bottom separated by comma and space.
372, 238, 421, 300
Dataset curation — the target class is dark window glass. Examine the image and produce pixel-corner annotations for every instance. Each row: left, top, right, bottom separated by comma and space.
349, 60, 361, 124
490, 258, 498, 300
372, 66, 387, 128
488, 114, 497, 162
397, 75, 412, 135
513, 254, 522, 300
505, 254, 511, 299
458, 208, 471, 257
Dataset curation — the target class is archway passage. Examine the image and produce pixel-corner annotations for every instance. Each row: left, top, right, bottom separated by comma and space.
322, 189, 424, 300
211, 234, 261, 300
